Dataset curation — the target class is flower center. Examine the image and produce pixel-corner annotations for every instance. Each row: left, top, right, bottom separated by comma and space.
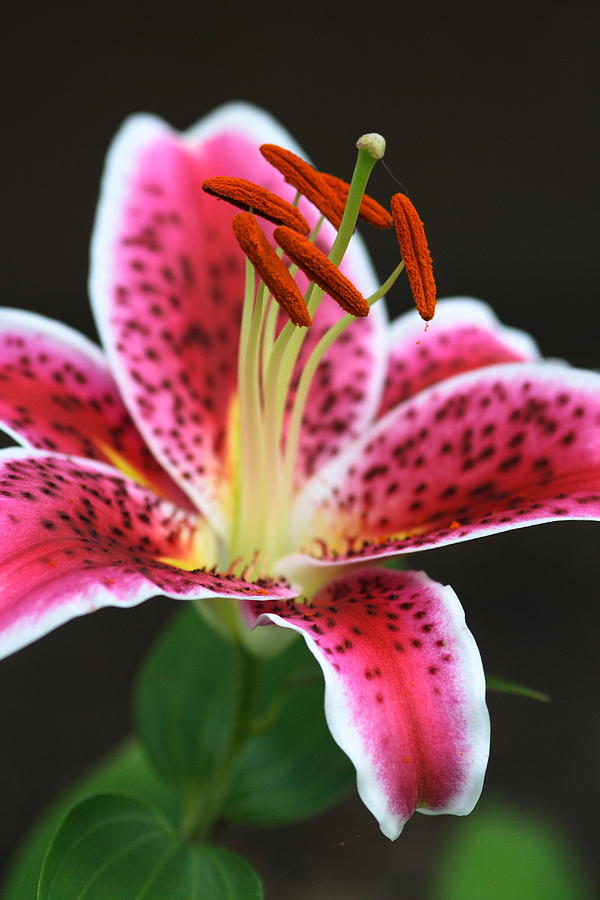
201, 133, 435, 581
221, 140, 397, 575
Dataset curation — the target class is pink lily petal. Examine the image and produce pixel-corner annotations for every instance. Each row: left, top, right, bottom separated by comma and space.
90, 102, 387, 530
0, 449, 296, 659
290, 363, 600, 565
251, 567, 489, 839
90, 104, 309, 533
90, 111, 246, 535
377, 297, 540, 417
0, 308, 191, 509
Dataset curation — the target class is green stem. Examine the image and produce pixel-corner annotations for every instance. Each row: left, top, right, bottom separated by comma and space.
328, 145, 380, 267
181, 646, 260, 843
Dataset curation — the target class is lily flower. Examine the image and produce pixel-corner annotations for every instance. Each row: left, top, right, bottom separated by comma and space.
1, 102, 598, 840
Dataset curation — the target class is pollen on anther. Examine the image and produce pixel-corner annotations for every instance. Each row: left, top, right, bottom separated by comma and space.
319, 171, 393, 229
274, 226, 370, 317
260, 144, 343, 230
390, 193, 436, 321
232, 213, 312, 327
202, 177, 310, 234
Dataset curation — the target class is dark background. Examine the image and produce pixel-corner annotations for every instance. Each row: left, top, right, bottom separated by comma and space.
0, 3, 598, 897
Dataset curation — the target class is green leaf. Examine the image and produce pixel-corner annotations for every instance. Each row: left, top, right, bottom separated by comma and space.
134, 609, 239, 792
486, 674, 550, 702
222, 637, 355, 825
2, 742, 180, 900
37, 794, 262, 899
430, 801, 595, 900
135, 609, 354, 829
383, 555, 405, 571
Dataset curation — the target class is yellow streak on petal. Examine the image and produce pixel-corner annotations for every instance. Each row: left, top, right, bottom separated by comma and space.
94, 439, 159, 493
95, 444, 219, 572
158, 525, 218, 572
372, 525, 427, 544
306, 522, 428, 557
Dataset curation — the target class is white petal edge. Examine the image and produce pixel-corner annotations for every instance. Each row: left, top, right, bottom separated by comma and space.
386, 295, 541, 361
291, 359, 600, 550
0, 307, 109, 451
0, 447, 298, 661
0, 306, 108, 368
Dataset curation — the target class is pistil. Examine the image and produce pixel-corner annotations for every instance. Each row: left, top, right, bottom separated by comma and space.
318, 171, 393, 229
257, 140, 386, 563
261, 139, 385, 489
223, 134, 420, 580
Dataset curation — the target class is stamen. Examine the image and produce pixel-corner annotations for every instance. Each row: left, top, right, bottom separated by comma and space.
240, 549, 261, 580
259, 144, 343, 230
226, 556, 243, 575
390, 193, 437, 321
232, 213, 312, 327
202, 176, 310, 234
274, 226, 370, 317
319, 172, 393, 229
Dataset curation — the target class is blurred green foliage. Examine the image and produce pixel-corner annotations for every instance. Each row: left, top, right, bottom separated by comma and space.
430, 800, 595, 900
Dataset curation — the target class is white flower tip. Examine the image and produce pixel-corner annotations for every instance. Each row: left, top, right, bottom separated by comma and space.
356, 133, 386, 159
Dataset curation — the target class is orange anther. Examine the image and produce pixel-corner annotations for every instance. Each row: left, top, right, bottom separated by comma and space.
260, 144, 343, 230
202, 177, 310, 234
390, 193, 437, 321
232, 213, 312, 327
319, 172, 393, 229
274, 226, 370, 317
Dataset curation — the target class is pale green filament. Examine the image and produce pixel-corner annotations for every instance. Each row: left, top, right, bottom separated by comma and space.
231, 256, 258, 555
244, 282, 266, 545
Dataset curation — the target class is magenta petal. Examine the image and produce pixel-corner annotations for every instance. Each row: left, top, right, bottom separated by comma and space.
0, 308, 190, 508
0, 450, 296, 659
90, 113, 245, 534
89, 103, 346, 533
251, 567, 489, 838
292, 363, 600, 563
378, 297, 540, 417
